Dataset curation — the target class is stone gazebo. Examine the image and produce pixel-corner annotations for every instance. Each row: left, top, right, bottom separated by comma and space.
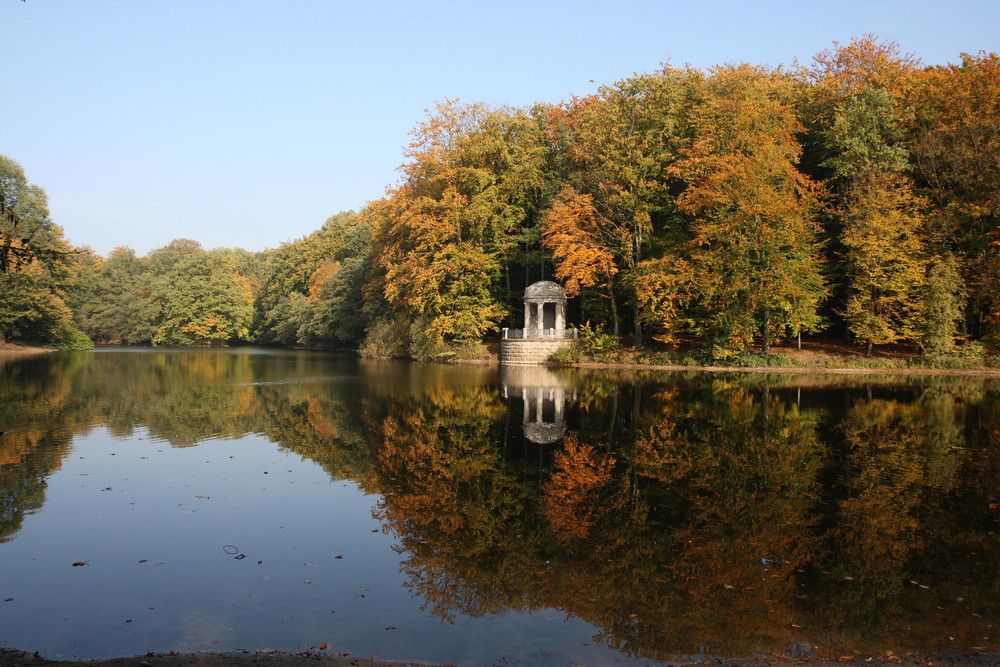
500, 280, 576, 365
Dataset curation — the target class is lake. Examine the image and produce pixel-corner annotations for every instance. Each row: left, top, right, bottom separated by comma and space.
0, 347, 997, 665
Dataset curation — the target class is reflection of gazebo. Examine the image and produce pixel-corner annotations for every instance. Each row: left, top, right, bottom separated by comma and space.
501, 366, 576, 444
500, 281, 576, 365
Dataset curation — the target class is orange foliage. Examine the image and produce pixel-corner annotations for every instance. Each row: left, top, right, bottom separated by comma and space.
540, 186, 618, 298
540, 435, 616, 543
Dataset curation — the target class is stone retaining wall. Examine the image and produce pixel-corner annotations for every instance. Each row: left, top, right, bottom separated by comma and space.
500, 339, 571, 365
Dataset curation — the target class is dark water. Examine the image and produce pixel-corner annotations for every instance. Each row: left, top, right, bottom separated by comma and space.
0, 348, 997, 665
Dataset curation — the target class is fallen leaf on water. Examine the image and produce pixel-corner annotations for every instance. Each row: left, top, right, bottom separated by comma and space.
319, 643, 328, 650
385, 626, 396, 630
72, 561, 88, 567
138, 560, 148, 563
4, 598, 12, 602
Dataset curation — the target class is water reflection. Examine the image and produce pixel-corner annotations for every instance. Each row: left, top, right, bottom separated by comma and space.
501, 365, 576, 444
0, 349, 997, 662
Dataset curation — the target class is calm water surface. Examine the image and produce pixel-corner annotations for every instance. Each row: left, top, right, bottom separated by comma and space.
0, 347, 997, 665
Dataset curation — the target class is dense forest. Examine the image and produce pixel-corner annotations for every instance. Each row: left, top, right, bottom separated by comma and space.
3, 37, 999, 361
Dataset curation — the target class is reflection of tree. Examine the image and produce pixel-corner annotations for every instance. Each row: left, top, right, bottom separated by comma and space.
813, 387, 1000, 651
363, 384, 539, 621
573, 385, 825, 658
2, 350, 998, 659
0, 350, 379, 541
0, 354, 83, 542
370, 372, 1000, 660
540, 435, 615, 543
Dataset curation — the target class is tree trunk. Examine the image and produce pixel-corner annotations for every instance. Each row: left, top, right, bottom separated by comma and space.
609, 286, 620, 337
762, 305, 770, 354
505, 267, 512, 326
866, 339, 873, 358
633, 306, 643, 348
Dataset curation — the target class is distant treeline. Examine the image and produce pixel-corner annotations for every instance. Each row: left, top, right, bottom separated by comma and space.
2, 36, 999, 360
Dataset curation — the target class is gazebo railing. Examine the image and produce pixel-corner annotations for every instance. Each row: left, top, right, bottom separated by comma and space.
502, 327, 578, 340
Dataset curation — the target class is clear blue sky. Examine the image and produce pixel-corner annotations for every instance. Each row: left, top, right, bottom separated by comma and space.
3, 0, 998, 257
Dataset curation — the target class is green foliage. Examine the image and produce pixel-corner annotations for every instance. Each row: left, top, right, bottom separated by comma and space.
0, 155, 81, 346
921, 254, 966, 357
55, 324, 93, 350
549, 323, 617, 363
578, 322, 617, 358
359, 317, 410, 359
713, 350, 795, 368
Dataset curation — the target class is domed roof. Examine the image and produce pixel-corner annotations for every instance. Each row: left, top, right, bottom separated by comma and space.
523, 421, 566, 444
524, 280, 566, 301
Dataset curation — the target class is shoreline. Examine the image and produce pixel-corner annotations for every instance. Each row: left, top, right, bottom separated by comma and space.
2, 648, 998, 667
555, 359, 1000, 377
0, 343, 55, 355
5, 341, 1000, 378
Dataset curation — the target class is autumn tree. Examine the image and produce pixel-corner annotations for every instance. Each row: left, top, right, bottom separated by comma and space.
822, 86, 930, 355
104, 240, 257, 346
907, 52, 1000, 337
256, 211, 356, 344
296, 218, 374, 346
0, 155, 90, 348
540, 186, 620, 326
546, 68, 697, 342
370, 101, 547, 356
670, 64, 826, 355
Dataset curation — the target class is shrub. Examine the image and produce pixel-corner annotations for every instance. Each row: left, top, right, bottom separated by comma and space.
56, 324, 93, 350
578, 323, 618, 360
359, 318, 409, 359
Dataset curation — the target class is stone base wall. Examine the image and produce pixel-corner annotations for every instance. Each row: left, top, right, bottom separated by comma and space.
500, 339, 571, 365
